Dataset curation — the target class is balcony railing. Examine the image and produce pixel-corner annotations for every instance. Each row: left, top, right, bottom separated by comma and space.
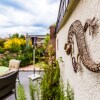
55, 0, 70, 33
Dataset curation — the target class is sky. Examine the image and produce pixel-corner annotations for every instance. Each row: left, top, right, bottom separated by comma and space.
0, 0, 60, 38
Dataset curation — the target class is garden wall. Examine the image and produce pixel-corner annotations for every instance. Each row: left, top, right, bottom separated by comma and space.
56, 0, 100, 100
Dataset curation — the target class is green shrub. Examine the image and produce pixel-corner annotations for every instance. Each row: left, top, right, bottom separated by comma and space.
17, 83, 27, 100
66, 81, 74, 100
0, 39, 5, 47
0, 58, 8, 66
41, 61, 62, 100
0, 47, 33, 67
43, 34, 50, 49
4, 38, 26, 52
29, 80, 36, 100
35, 61, 47, 68
0, 47, 5, 53
0, 34, 33, 67
16, 47, 33, 67
0, 54, 14, 66
35, 47, 45, 63
17, 80, 38, 100
41, 59, 74, 100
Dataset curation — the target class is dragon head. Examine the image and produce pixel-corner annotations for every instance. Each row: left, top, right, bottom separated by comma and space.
84, 17, 98, 36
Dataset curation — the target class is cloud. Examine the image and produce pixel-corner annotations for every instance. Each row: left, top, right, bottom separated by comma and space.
0, 0, 60, 38
0, 26, 49, 38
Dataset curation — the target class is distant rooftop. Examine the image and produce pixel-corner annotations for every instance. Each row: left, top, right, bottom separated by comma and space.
29, 34, 46, 38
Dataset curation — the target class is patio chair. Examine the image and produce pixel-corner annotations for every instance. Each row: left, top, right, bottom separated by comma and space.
0, 70, 18, 99
9, 59, 21, 82
9, 59, 21, 71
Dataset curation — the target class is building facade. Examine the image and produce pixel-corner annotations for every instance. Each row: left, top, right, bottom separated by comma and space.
29, 35, 46, 47
56, 0, 100, 100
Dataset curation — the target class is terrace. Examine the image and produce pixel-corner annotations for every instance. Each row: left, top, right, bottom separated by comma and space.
2, 67, 43, 100
0, 0, 74, 100
0, 26, 67, 100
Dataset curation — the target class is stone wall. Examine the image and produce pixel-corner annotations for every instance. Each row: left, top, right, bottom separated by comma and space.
56, 0, 100, 100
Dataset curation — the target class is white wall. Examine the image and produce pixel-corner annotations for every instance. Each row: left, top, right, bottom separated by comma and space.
56, 0, 100, 100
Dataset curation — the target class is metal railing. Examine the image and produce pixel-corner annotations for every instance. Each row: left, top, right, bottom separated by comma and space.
55, 0, 70, 33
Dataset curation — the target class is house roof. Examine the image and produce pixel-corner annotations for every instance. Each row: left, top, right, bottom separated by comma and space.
29, 35, 46, 39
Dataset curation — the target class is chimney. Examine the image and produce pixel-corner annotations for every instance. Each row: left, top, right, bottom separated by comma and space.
50, 25, 55, 39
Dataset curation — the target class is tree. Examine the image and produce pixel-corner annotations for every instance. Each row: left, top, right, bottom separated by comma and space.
43, 34, 50, 49
20, 34, 25, 39
11, 33, 19, 38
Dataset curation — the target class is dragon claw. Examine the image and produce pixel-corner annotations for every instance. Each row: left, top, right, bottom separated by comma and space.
64, 43, 72, 55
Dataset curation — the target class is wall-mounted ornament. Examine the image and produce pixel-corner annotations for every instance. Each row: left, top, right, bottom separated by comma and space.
64, 17, 100, 73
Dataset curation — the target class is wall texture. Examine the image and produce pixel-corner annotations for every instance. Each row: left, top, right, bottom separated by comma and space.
56, 0, 100, 100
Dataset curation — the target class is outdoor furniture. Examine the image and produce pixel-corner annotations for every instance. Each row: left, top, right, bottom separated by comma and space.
28, 74, 41, 81
9, 59, 21, 81
0, 59, 20, 76
0, 70, 18, 99
9, 59, 21, 70
28, 68, 42, 99
28, 68, 41, 81
0, 66, 9, 75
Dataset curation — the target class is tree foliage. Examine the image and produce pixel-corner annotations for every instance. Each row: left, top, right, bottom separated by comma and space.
11, 33, 19, 38
4, 38, 26, 52
17, 83, 27, 100
43, 34, 50, 49
20, 34, 25, 39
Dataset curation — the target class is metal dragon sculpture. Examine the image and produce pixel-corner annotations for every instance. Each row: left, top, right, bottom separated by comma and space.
64, 17, 100, 73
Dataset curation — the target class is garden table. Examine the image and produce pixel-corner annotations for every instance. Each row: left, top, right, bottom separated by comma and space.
28, 74, 41, 81
0, 66, 9, 75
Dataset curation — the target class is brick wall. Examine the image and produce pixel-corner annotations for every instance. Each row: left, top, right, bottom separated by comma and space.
49, 25, 56, 53
50, 25, 55, 39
